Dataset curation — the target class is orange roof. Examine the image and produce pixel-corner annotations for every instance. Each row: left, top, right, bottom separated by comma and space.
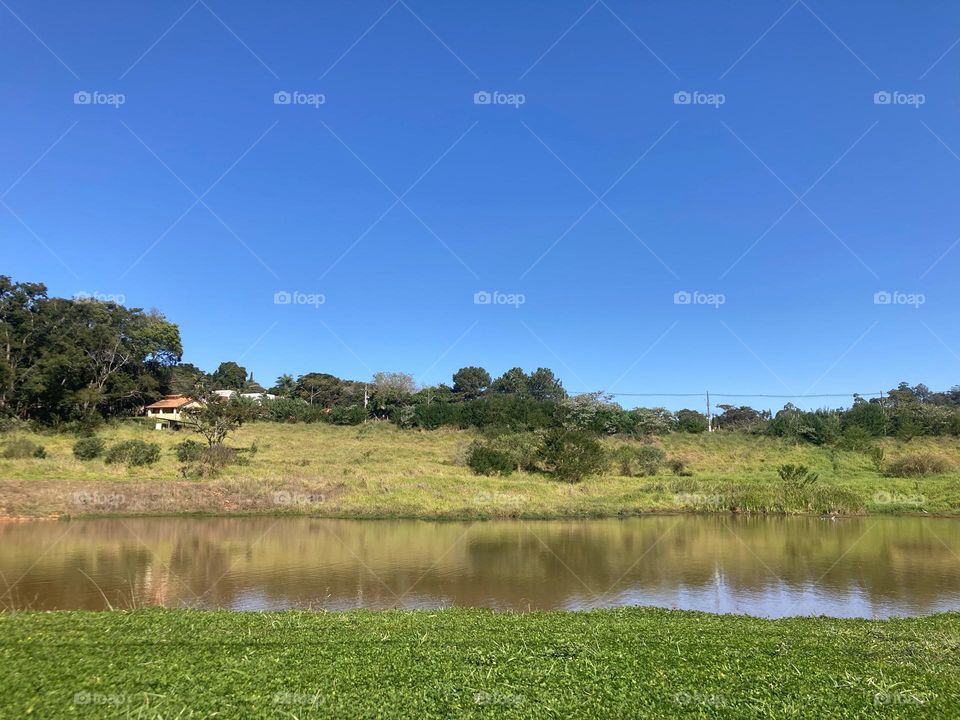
144, 395, 195, 410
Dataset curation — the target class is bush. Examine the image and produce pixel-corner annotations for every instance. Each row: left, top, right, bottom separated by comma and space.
175, 439, 206, 462
777, 464, 819, 488
466, 443, 514, 476
538, 429, 606, 482
105, 440, 161, 466
2, 438, 45, 459
675, 409, 708, 433
883, 454, 950, 478
72, 436, 105, 460
667, 457, 693, 476
612, 445, 665, 476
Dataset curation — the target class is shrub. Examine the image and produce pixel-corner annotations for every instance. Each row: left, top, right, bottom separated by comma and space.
777, 464, 819, 488
538, 429, 606, 482
883, 454, 949, 478
175, 440, 206, 463
105, 440, 161, 467
466, 442, 514, 476
72, 436, 105, 460
482, 431, 542, 472
2, 438, 45, 459
612, 445, 665, 476
675, 409, 708, 433
667, 457, 693, 476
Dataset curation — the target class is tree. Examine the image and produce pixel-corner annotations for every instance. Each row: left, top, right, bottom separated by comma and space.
527, 367, 566, 402
452, 366, 490, 399
210, 361, 247, 391
169, 363, 206, 395
676, 409, 708, 433
0, 276, 48, 415
272, 374, 296, 397
490, 367, 529, 397
181, 393, 259, 446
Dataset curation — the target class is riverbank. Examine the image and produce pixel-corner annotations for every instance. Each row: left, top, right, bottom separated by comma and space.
1, 608, 956, 718
1, 423, 959, 518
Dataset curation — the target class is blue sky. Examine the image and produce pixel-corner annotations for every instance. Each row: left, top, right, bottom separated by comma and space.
3, 0, 960, 410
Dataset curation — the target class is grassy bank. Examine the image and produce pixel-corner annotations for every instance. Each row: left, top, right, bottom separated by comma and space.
1, 422, 959, 518
1, 608, 956, 718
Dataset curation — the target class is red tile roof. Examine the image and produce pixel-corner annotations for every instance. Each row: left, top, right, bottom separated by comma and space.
144, 395, 194, 410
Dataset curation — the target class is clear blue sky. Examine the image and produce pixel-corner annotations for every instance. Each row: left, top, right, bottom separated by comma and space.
3, 0, 960, 410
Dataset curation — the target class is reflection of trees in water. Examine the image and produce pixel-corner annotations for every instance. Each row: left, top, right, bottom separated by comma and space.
1, 517, 959, 612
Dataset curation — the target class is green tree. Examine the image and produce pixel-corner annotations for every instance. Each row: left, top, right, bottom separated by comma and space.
210, 362, 248, 391
527, 367, 566, 402
490, 367, 529, 397
452, 366, 491, 399
272, 374, 296, 397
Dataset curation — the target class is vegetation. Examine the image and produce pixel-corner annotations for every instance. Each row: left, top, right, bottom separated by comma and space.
1, 608, 957, 718
104, 440, 160, 467
1, 423, 960, 518
71, 436, 105, 461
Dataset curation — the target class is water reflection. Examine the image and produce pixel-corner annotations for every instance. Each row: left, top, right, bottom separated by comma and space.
1, 516, 958, 617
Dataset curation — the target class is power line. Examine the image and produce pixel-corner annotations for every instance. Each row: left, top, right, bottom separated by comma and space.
598, 392, 884, 399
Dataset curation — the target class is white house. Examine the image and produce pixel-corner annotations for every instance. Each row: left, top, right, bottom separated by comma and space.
143, 395, 202, 430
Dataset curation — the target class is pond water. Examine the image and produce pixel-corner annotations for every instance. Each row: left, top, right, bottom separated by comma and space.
1, 515, 958, 617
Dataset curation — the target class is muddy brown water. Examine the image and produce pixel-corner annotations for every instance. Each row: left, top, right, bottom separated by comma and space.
1, 516, 958, 617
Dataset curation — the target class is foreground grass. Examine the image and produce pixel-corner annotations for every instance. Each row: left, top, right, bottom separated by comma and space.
1, 608, 956, 718
1, 422, 959, 518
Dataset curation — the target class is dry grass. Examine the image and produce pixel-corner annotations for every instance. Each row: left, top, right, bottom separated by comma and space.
1, 422, 959, 518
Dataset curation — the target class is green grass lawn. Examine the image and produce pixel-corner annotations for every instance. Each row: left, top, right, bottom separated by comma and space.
1, 608, 956, 718
1, 422, 959, 518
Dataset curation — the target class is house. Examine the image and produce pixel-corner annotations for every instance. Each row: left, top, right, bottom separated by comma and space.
143, 395, 202, 430
211, 389, 277, 404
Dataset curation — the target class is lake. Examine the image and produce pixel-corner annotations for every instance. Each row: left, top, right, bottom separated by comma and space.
1, 515, 958, 617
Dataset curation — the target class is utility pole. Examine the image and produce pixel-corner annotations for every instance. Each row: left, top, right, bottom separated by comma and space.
706, 390, 713, 432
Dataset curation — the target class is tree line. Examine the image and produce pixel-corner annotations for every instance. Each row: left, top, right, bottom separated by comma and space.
4, 275, 960, 444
